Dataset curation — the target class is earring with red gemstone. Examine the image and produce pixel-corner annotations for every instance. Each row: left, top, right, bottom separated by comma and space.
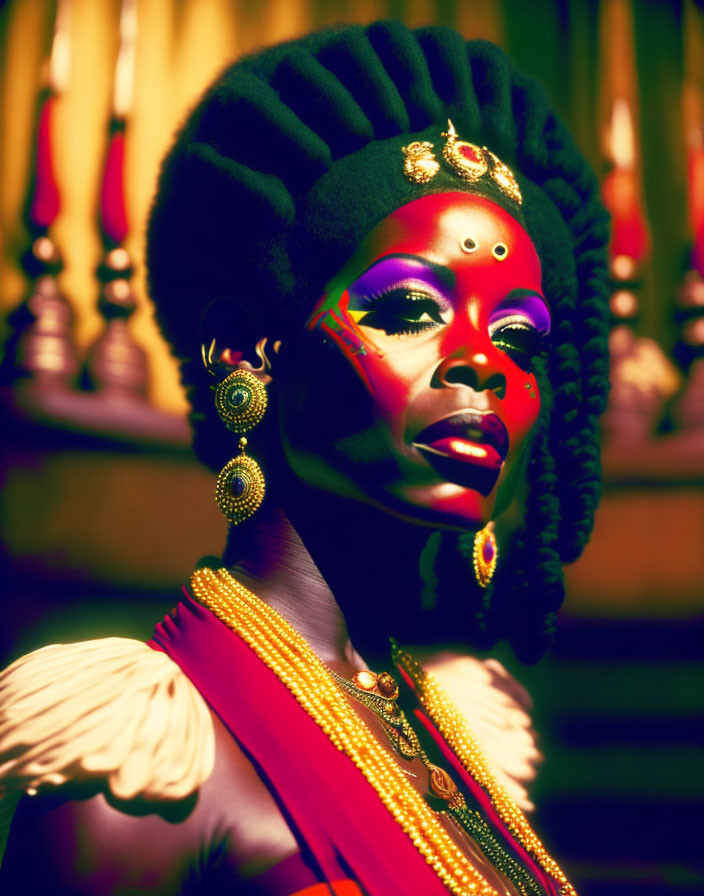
473, 522, 498, 589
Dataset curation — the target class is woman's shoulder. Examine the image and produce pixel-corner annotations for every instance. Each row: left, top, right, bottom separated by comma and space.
0, 637, 214, 806
0, 637, 299, 892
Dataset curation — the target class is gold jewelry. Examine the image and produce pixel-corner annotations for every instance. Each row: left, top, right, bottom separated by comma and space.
460, 236, 479, 254
191, 567, 498, 896
402, 140, 441, 183
392, 643, 576, 896
483, 149, 523, 206
401, 123, 523, 207
442, 121, 489, 183
215, 437, 266, 524
328, 668, 423, 760
209, 365, 268, 525
491, 243, 509, 262
440, 121, 523, 206
329, 669, 545, 896
190, 567, 576, 896
214, 369, 268, 433
473, 523, 498, 589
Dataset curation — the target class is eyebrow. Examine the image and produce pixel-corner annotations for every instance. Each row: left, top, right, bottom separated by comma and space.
503, 287, 548, 304
356, 253, 456, 291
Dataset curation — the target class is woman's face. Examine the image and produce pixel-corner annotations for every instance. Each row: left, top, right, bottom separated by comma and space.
280, 192, 550, 529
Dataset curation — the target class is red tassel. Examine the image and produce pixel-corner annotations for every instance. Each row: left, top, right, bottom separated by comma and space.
692, 224, 704, 278
30, 94, 61, 229
601, 167, 651, 263
100, 128, 128, 244
688, 147, 704, 274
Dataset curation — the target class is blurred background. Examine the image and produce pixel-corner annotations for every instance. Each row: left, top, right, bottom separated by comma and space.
0, 1, 703, 893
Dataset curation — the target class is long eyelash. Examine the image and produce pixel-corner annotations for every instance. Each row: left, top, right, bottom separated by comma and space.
491, 322, 547, 372
385, 321, 438, 337
354, 286, 448, 337
488, 313, 540, 336
361, 285, 446, 307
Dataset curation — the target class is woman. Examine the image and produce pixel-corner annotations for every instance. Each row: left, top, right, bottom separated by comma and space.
0, 21, 609, 896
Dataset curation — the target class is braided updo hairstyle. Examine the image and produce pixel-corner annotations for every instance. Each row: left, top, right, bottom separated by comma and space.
147, 21, 610, 663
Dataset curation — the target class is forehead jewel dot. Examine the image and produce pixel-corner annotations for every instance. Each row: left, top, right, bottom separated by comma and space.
460, 236, 479, 253
491, 242, 508, 261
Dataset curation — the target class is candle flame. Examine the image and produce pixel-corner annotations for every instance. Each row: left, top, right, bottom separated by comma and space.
113, 0, 138, 118
609, 98, 635, 169
49, 0, 72, 94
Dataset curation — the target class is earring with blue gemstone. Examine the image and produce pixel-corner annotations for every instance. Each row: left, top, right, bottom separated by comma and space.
213, 369, 267, 524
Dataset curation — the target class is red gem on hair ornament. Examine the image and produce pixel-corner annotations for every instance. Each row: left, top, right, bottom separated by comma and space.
440, 120, 522, 205
442, 124, 488, 182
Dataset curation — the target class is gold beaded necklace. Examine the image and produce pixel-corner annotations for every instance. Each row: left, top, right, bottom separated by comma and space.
189, 567, 576, 896
328, 668, 545, 896
391, 647, 576, 896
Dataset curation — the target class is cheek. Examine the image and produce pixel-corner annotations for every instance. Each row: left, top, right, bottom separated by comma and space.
312, 304, 436, 426
503, 370, 542, 452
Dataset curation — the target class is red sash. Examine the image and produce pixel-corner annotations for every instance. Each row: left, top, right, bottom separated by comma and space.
149, 594, 554, 896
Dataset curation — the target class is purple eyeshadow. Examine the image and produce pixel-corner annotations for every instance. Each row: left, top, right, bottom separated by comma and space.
489, 292, 551, 335
347, 256, 453, 306
345, 255, 550, 335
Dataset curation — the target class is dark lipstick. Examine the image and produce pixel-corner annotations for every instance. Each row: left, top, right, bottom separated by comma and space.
412, 411, 509, 495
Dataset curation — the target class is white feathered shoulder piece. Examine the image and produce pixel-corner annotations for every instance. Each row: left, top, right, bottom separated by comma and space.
0, 638, 215, 804
423, 653, 542, 812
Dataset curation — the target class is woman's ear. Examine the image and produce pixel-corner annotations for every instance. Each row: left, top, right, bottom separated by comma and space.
205, 336, 281, 385
199, 297, 282, 384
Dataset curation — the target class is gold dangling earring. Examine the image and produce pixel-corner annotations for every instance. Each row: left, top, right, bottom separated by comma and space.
213, 368, 267, 524
473, 522, 498, 589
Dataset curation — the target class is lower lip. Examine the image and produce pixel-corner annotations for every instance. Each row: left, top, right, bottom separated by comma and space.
414, 438, 504, 471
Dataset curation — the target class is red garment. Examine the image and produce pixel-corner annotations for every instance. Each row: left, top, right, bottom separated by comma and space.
149, 594, 554, 896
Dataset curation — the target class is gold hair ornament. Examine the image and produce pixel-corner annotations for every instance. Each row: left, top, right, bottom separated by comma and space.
403, 120, 523, 206
401, 141, 441, 183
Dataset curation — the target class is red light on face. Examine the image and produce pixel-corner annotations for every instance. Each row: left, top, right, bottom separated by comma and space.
289, 192, 547, 529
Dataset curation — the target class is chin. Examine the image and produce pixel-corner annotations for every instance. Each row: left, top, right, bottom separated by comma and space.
388, 481, 496, 531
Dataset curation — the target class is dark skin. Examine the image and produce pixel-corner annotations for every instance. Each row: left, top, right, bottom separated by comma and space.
1, 194, 548, 894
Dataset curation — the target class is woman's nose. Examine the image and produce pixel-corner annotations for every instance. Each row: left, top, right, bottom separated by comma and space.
433, 351, 507, 399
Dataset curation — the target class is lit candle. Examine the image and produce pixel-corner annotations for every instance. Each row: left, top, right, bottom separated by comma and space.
683, 0, 704, 276
101, 0, 138, 246
601, 98, 650, 269
598, 0, 650, 275
30, 0, 72, 231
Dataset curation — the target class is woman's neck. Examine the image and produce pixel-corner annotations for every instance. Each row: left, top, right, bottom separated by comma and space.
222, 505, 358, 666
222, 491, 436, 667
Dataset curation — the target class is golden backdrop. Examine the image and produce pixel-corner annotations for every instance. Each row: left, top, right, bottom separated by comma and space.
0, 0, 507, 415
